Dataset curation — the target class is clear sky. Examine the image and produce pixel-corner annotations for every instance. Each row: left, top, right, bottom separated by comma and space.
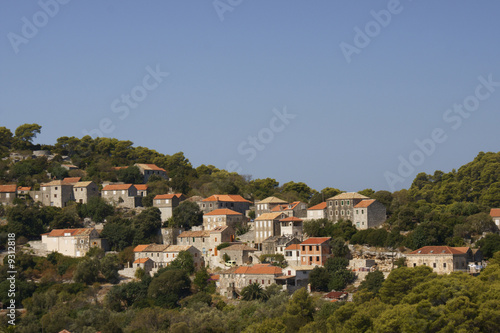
1, 1, 500, 193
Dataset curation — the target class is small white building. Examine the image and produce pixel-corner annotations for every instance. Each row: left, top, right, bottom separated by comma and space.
41, 228, 101, 257
306, 202, 327, 220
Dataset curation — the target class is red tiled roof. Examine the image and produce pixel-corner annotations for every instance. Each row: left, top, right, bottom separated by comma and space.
134, 184, 148, 191
202, 194, 252, 203
204, 208, 242, 216
133, 244, 150, 252
102, 184, 134, 191
45, 228, 95, 237
354, 199, 376, 208
490, 208, 500, 217
271, 201, 301, 212
17, 186, 31, 191
210, 274, 220, 281
234, 264, 282, 275
0, 185, 17, 193
280, 216, 303, 222
133, 258, 152, 264
301, 237, 331, 245
62, 177, 81, 184
112, 166, 129, 171
408, 246, 470, 255
323, 291, 348, 299
154, 193, 184, 200
285, 244, 300, 251
308, 202, 327, 210
135, 164, 167, 172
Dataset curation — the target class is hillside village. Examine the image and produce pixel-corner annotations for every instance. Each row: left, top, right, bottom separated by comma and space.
0, 125, 500, 331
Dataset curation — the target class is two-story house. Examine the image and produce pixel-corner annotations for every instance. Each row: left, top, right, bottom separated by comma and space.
219, 264, 283, 297
101, 184, 141, 208
41, 228, 102, 257
177, 226, 233, 263
0, 185, 17, 205
326, 192, 368, 222
306, 202, 327, 220
352, 199, 387, 230
134, 184, 148, 197
73, 181, 99, 204
134, 163, 169, 183
280, 216, 303, 239
203, 208, 243, 231
300, 237, 332, 266
36, 180, 75, 208
271, 201, 308, 218
255, 196, 288, 218
254, 212, 287, 249
406, 246, 483, 274
198, 195, 252, 215
153, 193, 186, 222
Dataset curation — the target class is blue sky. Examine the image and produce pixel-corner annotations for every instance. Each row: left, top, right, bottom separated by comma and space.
1, 1, 500, 193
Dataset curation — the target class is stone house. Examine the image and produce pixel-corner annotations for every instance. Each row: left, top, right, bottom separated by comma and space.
490, 208, 500, 229
271, 201, 308, 218
101, 184, 141, 208
132, 258, 155, 273
254, 212, 287, 249
17, 186, 31, 199
34, 180, 75, 208
326, 192, 369, 222
153, 193, 186, 222
177, 226, 233, 264
163, 245, 204, 268
133, 244, 203, 272
284, 244, 301, 266
134, 163, 169, 183
198, 194, 252, 215
280, 216, 303, 239
203, 208, 244, 231
352, 199, 387, 230
219, 244, 257, 266
41, 228, 101, 257
0, 185, 17, 205
406, 246, 483, 274
277, 265, 315, 292
134, 184, 148, 197
218, 264, 283, 297
262, 236, 301, 255
73, 181, 98, 204
255, 196, 288, 218
306, 202, 327, 220
300, 237, 332, 266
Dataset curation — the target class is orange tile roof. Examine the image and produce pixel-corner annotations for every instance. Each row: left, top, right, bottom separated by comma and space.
280, 216, 303, 222
133, 258, 152, 264
135, 163, 167, 172
112, 166, 129, 171
17, 186, 31, 191
408, 246, 470, 255
134, 184, 148, 191
234, 264, 282, 275
0, 185, 17, 193
133, 244, 150, 252
102, 184, 134, 191
271, 201, 302, 212
45, 228, 95, 237
154, 193, 184, 200
308, 202, 327, 210
210, 274, 220, 281
285, 244, 300, 251
301, 237, 331, 245
490, 208, 500, 217
62, 177, 81, 184
354, 199, 376, 208
204, 208, 242, 216
202, 194, 252, 203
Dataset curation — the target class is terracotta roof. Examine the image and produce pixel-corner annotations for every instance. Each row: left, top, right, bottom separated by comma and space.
280, 216, 303, 222
222, 244, 257, 252
255, 212, 287, 221
327, 192, 368, 200
323, 291, 348, 299
308, 202, 327, 210
133, 244, 150, 252
17, 186, 31, 191
62, 177, 81, 184
285, 244, 301, 251
257, 196, 288, 204
271, 201, 301, 212
73, 181, 94, 188
210, 274, 220, 281
408, 246, 470, 255
45, 228, 95, 237
204, 209, 242, 216
354, 199, 376, 208
112, 166, 129, 171
133, 258, 152, 264
178, 230, 211, 238
490, 208, 500, 217
134, 184, 148, 191
102, 184, 134, 191
202, 194, 252, 203
164, 245, 193, 252
154, 194, 178, 200
0, 185, 17, 193
135, 163, 167, 172
234, 264, 282, 275
301, 237, 331, 245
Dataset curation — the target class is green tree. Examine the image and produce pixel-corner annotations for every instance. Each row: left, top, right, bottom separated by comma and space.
283, 288, 315, 332
167, 250, 195, 274
117, 166, 143, 184
14, 123, 42, 150
79, 196, 114, 222
241, 282, 269, 301
330, 237, 350, 257
309, 266, 330, 292
358, 270, 385, 294
378, 266, 434, 305
170, 201, 203, 229
477, 233, 500, 259
193, 266, 211, 292
0, 127, 14, 156
148, 269, 191, 308
73, 257, 100, 284
100, 254, 120, 284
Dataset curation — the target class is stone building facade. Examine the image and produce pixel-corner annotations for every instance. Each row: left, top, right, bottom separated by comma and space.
352, 199, 387, 229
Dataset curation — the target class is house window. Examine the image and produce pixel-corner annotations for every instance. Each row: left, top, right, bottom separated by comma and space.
54, 194, 57, 198
443, 263, 446, 268
341, 210, 344, 216
156, 200, 161, 204
341, 200, 344, 206
309, 246, 312, 251
356, 210, 358, 214
113, 191, 116, 195
413, 263, 417, 267
346, 200, 350, 206
249, 280, 252, 284
433, 263, 436, 268
55, 187, 58, 190
335, 201, 338, 206
262, 280, 264, 284
316, 256, 319, 262
362, 210, 364, 214
335, 211, 338, 216
316, 246, 319, 251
